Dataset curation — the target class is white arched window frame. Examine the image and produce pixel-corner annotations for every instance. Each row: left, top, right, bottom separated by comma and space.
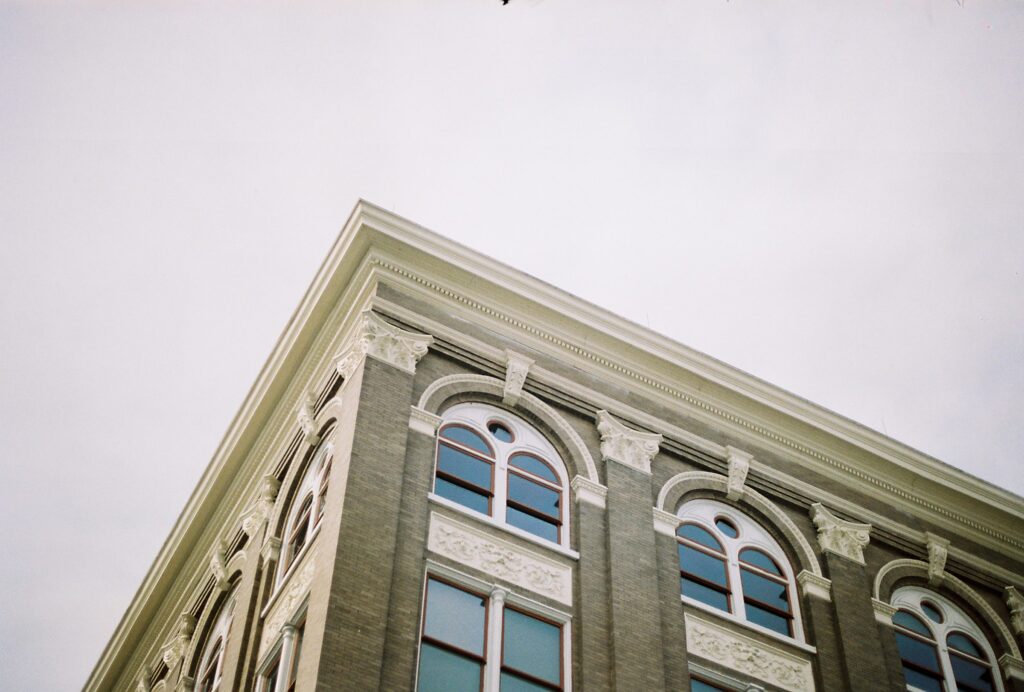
676, 498, 804, 643
890, 586, 1003, 692
277, 439, 334, 583
195, 583, 238, 692
431, 402, 570, 549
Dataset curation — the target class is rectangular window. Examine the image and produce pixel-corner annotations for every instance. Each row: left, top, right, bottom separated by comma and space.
417, 576, 565, 692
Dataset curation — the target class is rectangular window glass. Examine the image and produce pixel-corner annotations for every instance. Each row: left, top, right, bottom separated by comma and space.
895, 633, 942, 675
502, 609, 561, 686
950, 653, 994, 691
507, 475, 559, 519
438, 445, 493, 490
690, 679, 728, 692
418, 642, 483, 692
744, 602, 790, 636
435, 477, 490, 514
901, 666, 943, 692
499, 672, 553, 691
678, 545, 728, 587
681, 577, 729, 612
507, 505, 558, 542
423, 580, 487, 655
740, 570, 790, 612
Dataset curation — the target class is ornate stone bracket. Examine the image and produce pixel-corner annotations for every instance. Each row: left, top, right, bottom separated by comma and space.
810, 503, 871, 565
725, 446, 753, 501
595, 410, 662, 475
134, 666, 151, 692
240, 474, 281, 539
209, 543, 230, 592
796, 570, 832, 602
296, 394, 319, 445
1007, 586, 1024, 638
502, 349, 534, 406
571, 475, 608, 509
160, 612, 196, 670
924, 532, 950, 586
334, 310, 433, 379
872, 598, 898, 625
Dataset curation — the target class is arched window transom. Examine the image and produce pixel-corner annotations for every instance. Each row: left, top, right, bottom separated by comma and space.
433, 403, 568, 547
279, 438, 334, 582
890, 586, 1002, 692
676, 498, 802, 641
195, 583, 238, 692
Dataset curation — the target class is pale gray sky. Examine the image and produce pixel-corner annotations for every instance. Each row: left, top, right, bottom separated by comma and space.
1, 1, 1022, 689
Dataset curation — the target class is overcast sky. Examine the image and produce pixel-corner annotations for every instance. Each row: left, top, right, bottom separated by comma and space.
1, 1, 1022, 689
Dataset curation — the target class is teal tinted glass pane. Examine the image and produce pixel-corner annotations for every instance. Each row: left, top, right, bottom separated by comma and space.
895, 632, 941, 674
488, 422, 514, 443
438, 445, 492, 490
424, 580, 486, 655
714, 518, 739, 538
893, 610, 932, 636
677, 524, 722, 551
503, 609, 561, 685
440, 426, 492, 455
507, 506, 558, 542
739, 548, 781, 575
921, 601, 943, 624
745, 602, 790, 636
691, 680, 727, 692
435, 478, 490, 514
417, 643, 482, 692
508, 454, 558, 483
678, 545, 728, 586
901, 666, 943, 692
948, 633, 982, 656
950, 653, 994, 691
740, 569, 789, 612
499, 672, 550, 692
508, 474, 559, 518
681, 577, 729, 612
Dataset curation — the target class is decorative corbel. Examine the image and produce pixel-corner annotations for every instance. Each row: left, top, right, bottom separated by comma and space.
296, 394, 319, 445
134, 666, 152, 692
502, 350, 534, 406
240, 474, 281, 539
160, 612, 196, 670
209, 542, 229, 592
924, 532, 950, 586
725, 446, 753, 501
334, 310, 432, 379
810, 503, 872, 565
595, 410, 662, 475
1007, 586, 1024, 637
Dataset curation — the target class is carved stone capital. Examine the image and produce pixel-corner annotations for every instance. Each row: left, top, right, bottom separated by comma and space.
409, 406, 443, 436
924, 532, 950, 586
1007, 586, 1024, 637
999, 654, 1024, 682
653, 508, 681, 537
872, 598, 899, 625
160, 613, 196, 670
725, 446, 753, 501
296, 394, 319, 445
810, 503, 871, 565
570, 475, 607, 509
241, 474, 281, 539
796, 570, 832, 602
502, 350, 533, 406
595, 410, 662, 475
334, 310, 432, 379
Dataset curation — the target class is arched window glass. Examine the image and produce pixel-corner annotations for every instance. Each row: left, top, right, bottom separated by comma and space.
676, 498, 801, 640
279, 438, 334, 580
195, 583, 237, 692
433, 403, 568, 546
890, 586, 1002, 692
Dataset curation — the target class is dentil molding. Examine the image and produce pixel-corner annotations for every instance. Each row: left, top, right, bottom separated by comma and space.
725, 446, 753, 501
427, 512, 572, 605
684, 612, 814, 691
925, 532, 950, 586
334, 310, 433, 379
595, 410, 662, 475
810, 503, 871, 565
502, 349, 533, 406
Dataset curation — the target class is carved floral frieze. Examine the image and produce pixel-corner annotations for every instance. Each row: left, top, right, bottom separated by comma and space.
259, 546, 318, 656
427, 512, 572, 605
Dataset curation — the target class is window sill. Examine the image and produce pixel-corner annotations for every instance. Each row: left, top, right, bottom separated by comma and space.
428, 493, 579, 560
680, 595, 817, 655
260, 523, 322, 619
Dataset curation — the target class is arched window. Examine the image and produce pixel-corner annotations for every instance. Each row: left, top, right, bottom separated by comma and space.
195, 583, 238, 692
279, 438, 333, 580
890, 586, 1003, 692
676, 498, 801, 639
432, 403, 568, 546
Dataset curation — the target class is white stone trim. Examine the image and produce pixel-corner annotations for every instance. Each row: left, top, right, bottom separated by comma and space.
502, 349, 533, 406
725, 446, 753, 501
810, 504, 871, 565
872, 598, 898, 625
408, 406, 442, 436
1000, 654, 1024, 683
427, 511, 573, 605
571, 475, 607, 509
333, 309, 432, 378
684, 611, 815, 691
259, 544, 318, 657
240, 475, 281, 539
595, 410, 662, 475
797, 571, 832, 602
1007, 586, 1024, 637
653, 508, 680, 536
296, 394, 319, 446
925, 532, 950, 586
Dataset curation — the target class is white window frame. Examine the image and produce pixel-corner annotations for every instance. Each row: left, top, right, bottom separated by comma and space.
677, 498, 806, 644
431, 403, 571, 550
254, 600, 308, 692
414, 561, 573, 692
195, 583, 238, 692
276, 440, 334, 586
890, 586, 1004, 692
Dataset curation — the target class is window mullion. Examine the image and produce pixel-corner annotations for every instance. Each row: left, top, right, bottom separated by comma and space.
484, 587, 507, 692
728, 555, 742, 618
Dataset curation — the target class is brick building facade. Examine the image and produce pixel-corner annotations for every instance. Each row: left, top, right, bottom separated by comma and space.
86, 202, 1024, 692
